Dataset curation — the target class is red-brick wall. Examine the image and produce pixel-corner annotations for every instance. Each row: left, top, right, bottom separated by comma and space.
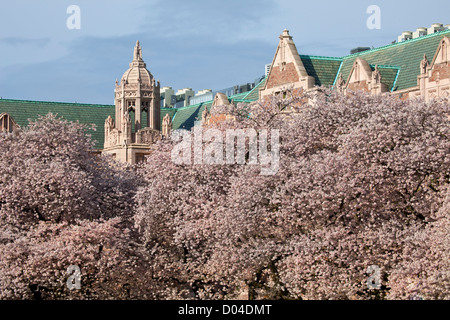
347, 81, 369, 92
266, 63, 299, 89
430, 63, 450, 82
207, 114, 228, 126
400, 92, 410, 100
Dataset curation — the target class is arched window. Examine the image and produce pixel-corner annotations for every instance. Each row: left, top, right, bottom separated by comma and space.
0, 113, 18, 133
141, 101, 149, 128
128, 109, 136, 132
127, 100, 136, 112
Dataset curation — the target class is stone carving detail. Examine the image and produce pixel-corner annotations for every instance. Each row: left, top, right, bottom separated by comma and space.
104, 115, 115, 147
336, 73, 345, 91
134, 40, 143, 60
108, 130, 119, 147
421, 54, 430, 75
201, 106, 210, 124
123, 111, 131, 142
162, 113, 172, 137
136, 128, 160, 144
372, 65, 381, 85
105, 115, 114, 131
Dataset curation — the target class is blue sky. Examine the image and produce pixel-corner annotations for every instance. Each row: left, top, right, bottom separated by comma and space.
1, 0, 450, 104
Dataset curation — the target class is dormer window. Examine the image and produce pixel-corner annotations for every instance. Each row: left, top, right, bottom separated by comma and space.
0, 113, 18, 133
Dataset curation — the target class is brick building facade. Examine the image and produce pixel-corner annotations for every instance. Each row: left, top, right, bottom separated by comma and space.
260, 29, 450, 101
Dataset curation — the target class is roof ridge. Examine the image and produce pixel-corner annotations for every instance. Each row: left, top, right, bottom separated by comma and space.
391, 69, 401, 93
341, 29, 450, 59
300, 54, 343, 61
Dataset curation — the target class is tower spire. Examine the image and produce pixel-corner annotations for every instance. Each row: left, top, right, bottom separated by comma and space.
134, 40, 143, 61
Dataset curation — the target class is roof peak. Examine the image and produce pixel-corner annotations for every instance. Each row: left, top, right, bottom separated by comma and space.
280, 29, 292, 40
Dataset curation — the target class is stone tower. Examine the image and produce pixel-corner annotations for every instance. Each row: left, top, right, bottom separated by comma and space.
103, 41, 163, 164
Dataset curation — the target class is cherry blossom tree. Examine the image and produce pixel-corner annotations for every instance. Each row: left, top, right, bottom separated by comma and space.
387, 186, 450, 300
0, 114, 155, 299
1, 88, 448, 300
0, 218, 154, 299
135, 89, 449, 299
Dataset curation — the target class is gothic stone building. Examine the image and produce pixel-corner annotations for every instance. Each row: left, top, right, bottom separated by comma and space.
260, 29, 450, 101
1, 28, 450, 164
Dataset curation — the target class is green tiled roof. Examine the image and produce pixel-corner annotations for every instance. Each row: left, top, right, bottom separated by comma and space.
0, 99, 114, 149
339, 29, 450, 91
300, 55, 343, 87
165, 87, 263, 131
164, 88, 263, 131
243, 77, 267, 101
294, 30, 450, 92
170, 101, 213, 130
228, 92, 249, 100
371, 65, 401, 91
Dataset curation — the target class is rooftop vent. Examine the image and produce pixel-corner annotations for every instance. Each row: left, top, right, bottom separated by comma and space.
397, 31, 413, 43
413, 27, 428, 39
350, 47, 371, 54
428, 23, 444, 34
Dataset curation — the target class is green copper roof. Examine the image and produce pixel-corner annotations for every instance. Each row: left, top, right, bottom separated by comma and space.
296, 30, 450, 92
228, 92, 249, 100
339, 29, 450, 91
300, 55, 343, 87
170, 101, 213, 130
164, 87, 263, 131
243, 77, 267, 100
0, 98, 114, 149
